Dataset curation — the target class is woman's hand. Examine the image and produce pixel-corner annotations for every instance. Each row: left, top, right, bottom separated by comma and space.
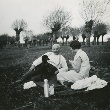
69, 57, 81, 73
54, 70, 59, 75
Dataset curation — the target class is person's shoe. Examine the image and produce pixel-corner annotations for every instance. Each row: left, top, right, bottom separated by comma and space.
63, 81, 73, 87
11, 79, 23, 85
54, 85, 66, 92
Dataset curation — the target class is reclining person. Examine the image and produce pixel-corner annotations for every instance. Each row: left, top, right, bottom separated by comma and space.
15, 44, 68, 84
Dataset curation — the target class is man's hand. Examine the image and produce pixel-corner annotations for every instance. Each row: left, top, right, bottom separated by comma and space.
30, 65, 35, 71
69, 60, 74, 66
54, 70, 59, 75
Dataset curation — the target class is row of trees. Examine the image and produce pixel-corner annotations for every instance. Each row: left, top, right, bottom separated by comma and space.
79, 0, 110, 46
0, 22, 109, 49
0, 34, 16, 49
1, 0, 110, 48
43, 0, 110, 47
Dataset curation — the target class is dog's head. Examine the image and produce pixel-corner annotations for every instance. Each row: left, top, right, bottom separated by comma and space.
42, 55, 50, 63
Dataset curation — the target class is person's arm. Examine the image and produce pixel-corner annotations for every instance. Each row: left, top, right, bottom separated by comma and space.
32, 57, 42, 67
69, 56, 81, 73
58, 56, 68, 72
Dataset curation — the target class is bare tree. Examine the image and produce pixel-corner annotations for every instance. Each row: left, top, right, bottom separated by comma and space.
79, 0, 110, 46
12, 19, 27, 45
43, 7, 71, 47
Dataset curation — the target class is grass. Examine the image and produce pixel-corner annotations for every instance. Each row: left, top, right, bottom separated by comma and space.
0, 43, 110, 110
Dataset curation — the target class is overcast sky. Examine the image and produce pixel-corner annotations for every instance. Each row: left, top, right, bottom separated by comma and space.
0, 0, 85, 36
0, 0, 110, 41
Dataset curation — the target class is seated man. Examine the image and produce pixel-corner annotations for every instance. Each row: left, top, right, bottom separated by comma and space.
14, 44, 68, 85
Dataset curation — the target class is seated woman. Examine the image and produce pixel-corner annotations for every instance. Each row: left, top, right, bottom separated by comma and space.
57, 40, 90, 85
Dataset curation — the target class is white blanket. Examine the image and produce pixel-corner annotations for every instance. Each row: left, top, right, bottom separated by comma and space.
23, 81, 37, 89
71, 75, 108, 91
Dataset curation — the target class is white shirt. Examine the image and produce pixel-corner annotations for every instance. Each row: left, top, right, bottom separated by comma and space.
32, 52, 68, 72
74, 49, 90, 78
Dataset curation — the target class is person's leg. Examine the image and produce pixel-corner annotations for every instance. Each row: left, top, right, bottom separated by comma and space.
58, 80, 65, 85
14, 70, 36, 84
31, 74, 43, 82
57, 70, 80, 85
22, 64, 44, 82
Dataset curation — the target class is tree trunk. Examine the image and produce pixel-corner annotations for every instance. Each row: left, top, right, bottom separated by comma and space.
82, 38, 85, 45
86, 32, 91, 47
25, 40, 28, 47
16, 32, 20, 42
66, 39, 68, 45
50, 33, 54, 48
102, 35, 104, 45
16, 32, 20, 47
73, 36, 76, 40
62, 38, 64, 46
43, 40, 44, 46
94, 37, 96, 45
97, 37, 99, 45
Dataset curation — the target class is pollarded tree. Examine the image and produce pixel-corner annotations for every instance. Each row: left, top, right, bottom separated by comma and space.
79, 0, 110, 46
92, 31, 99, 45
61, 27, 70, 45
93, 22, 108, 45
82, 33, 86, 45
43, 7, 71, 47
69, 27, 81, 40
12, 19, 27, 44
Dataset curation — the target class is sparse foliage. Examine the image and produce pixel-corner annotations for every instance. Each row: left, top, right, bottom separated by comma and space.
79, 0, 110, 22
79, 0, 110, 46
69, 27, 81, 40
44, 7, 71, 46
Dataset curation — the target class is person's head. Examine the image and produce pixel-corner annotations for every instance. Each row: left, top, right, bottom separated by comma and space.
70, 40, 81, 51
52, 44, 60, 55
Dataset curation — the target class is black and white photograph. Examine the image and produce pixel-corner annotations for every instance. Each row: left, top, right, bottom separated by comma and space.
0, 0, 110, 109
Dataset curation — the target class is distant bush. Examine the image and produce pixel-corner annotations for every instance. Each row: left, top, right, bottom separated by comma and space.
9, 36, 16, 46
0, 34, 8, 49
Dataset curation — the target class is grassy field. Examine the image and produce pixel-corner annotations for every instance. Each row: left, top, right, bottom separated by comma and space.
0, 43, 110, 110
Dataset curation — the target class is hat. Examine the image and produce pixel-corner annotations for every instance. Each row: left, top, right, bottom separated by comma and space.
42, 55, 50, 61
52, 44, 60, 49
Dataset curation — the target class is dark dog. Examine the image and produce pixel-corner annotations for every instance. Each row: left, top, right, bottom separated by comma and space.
13, 55, 58, 84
